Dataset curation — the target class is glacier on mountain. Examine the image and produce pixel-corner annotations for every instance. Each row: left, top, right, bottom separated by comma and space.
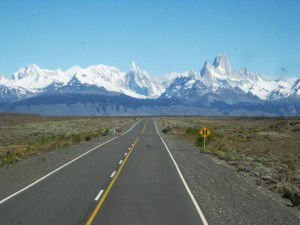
0, 54, 298, 106
0, 62, 164, 101
162, 53, 298, 102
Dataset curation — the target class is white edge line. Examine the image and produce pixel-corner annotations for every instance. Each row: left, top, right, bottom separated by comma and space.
110, 171, 116, 178
94, 189, 104, 201
124, 152, 128, 156
153, 118, 209, 225
119, 160, 123, 165
121, 119, 142, 136
0, 119, 141, 205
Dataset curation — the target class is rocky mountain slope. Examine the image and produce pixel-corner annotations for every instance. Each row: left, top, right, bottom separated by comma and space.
161, 53, 298, 103
0, 54, 299, 116
0, 62, 164, 102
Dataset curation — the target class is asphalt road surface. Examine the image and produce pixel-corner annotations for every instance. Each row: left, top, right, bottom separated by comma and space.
0, 118, 207, 225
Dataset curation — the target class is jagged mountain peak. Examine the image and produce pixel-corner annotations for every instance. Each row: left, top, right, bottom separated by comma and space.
13, 64, 41, 80
128, 62, 150, 78
186, 69, 199, 79
203, 60, 212, 67
0, 54, 298, 106
2, 62, 165, 99
200, 60, 213, 77
160, 71, 191, 88
213, 53, 229, 66
68, 74, 82, 85
128, 62, 153, 82
200, 54, 234, 81
130, 61, 139, 71
163, 53, 299, 101
235, 68, 259, 81
21, 64, 40, 71
212, 53, 232, 75
125, 62, 164, 97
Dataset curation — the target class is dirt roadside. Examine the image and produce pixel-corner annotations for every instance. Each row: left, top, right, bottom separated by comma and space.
0, 119, 138, 201
155, 118, 300, 225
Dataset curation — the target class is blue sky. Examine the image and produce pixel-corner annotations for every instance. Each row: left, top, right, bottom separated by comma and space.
0, 0, 299, 79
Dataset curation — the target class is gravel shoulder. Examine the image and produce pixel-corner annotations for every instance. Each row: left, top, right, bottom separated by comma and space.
156, 119, 300, 225
0, 120, 136, 201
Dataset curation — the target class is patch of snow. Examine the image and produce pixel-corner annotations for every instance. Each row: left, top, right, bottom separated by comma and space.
1, 62, 164, 99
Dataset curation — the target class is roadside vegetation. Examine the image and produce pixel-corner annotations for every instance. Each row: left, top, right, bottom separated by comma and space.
0, 113, 135, 166
159, 116, 300, 208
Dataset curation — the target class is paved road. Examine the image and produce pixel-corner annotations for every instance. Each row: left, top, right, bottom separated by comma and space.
0, 118, 206, 225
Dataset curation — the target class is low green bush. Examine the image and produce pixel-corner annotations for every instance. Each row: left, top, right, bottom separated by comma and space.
101, 129, 109, 136
195, 134, 213, 148
186, 127, 198, 136
289, 121, 299, 126
0, 151, 20, 164
72, 134, 82, 143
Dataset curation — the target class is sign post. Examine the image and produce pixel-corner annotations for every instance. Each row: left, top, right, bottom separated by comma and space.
199, 127, 211, 149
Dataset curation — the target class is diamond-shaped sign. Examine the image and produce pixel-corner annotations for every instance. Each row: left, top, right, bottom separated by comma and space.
199, 127, 211, 138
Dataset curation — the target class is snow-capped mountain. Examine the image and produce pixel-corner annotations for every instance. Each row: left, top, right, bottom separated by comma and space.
0, 63, 164, 102
160, 71, 191, 88
0, 54, 299, 116
0, 85, 31, 103
0, 73, 32, 103
124, 62, 163, 98
160, 70, 202, 99
161, 53, 299, 103
160, 69, 260, 105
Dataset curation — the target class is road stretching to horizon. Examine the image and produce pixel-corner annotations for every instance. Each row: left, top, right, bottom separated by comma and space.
0, 118, 208, 225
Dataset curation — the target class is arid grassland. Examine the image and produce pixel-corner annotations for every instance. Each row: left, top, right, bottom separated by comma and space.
158, 116, 300, 207
0, 113, 135, 166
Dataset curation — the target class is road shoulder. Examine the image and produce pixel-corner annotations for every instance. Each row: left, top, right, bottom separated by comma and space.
155, 119, 300, 225
0, 121, 136, 201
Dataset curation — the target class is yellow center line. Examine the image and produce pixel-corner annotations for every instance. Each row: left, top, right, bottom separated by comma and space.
85, 138, 139, 225
141, 120, 148, 134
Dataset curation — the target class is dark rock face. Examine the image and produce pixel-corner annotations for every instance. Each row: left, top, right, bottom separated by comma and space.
0, 93, 299, 116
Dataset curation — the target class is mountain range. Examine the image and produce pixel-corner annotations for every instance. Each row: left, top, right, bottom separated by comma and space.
0, 53, 299, 116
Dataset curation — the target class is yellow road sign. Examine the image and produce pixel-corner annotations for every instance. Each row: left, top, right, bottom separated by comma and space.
199, 127, 211, 138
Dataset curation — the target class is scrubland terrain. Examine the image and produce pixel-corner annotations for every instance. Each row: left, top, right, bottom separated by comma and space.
0, 113, 135, 166
158, 116, 300, 207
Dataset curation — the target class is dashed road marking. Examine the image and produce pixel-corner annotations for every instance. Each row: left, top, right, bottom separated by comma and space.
0, 120, 143, 205
85, 138, 139, 225
110, 171, 116, 178
94, 190, 104, 201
